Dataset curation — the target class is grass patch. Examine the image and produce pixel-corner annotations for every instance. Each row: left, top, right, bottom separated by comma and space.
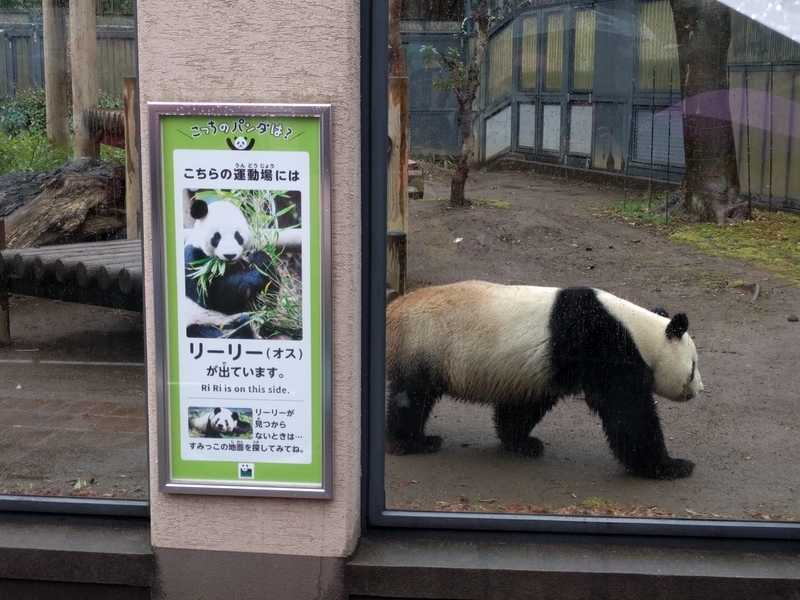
470, 197, 515, 210
605, 200, 800, 286
670, 211, 800, 286
605, 197, 691, 228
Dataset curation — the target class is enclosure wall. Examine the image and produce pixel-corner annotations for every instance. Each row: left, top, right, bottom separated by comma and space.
136, 0, 361, 565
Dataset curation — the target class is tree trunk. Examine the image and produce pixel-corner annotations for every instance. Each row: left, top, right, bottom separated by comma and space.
69, 0, 99, 159
670, 0, 750, 223
389, 0, 404, 77
447, 5, 490, 208
42, 0, 70, 150
451, 96, 477, 206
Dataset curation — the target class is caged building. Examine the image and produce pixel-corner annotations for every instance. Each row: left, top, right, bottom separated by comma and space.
402, 0, 800, 212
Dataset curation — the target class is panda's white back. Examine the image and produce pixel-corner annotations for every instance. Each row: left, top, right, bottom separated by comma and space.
387, 280, 558, 403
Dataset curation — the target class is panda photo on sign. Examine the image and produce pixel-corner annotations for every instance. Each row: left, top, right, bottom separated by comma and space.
183, 198, 279, 338
385, 280, 704, 480
188, 406, 253, 438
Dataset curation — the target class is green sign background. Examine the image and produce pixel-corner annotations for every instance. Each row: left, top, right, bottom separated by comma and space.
159, 113, 324, 489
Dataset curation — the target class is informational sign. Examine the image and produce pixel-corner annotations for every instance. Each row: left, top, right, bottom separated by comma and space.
149, 103, 331, 497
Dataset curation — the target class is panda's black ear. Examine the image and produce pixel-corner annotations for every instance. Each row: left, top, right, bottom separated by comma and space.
213, 407, 222, 415
666, 313, 689, 340
190, 200, 209, 220
651, 307, 669, 318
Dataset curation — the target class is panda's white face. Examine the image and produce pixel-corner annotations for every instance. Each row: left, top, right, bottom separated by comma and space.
653, 327, 703, 402
596, 291, 703, 402
190, 200, 253, 262
208, 407, 237, 433
234, 137, 248, 149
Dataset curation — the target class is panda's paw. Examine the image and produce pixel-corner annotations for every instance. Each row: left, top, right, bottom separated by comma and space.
502, 436, 545, 457
246, 250, 273, 267
662, 457, 695, 479
635, 457, 695, 479
385, 435, 442, 455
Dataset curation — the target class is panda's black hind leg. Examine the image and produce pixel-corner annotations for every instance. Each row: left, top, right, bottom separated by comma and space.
494, 396, 558, 457
385, 388, 442, 455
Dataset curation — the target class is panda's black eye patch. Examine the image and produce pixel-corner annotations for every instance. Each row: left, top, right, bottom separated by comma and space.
210, 232, 221, 248
235, 231, 244, 246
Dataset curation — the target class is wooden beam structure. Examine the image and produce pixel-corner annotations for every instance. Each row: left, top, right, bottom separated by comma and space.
42, 0, 70, 149
69, 0, 99, 159
387, 76, 409, 296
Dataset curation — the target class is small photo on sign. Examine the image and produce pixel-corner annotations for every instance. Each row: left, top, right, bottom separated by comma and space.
188, 406, 254, 439
239, 463, 254, 479
182, 188, 303, 341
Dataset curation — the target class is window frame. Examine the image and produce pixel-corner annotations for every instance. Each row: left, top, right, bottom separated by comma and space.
0, 6, 147, 518
361, 0, 800, 548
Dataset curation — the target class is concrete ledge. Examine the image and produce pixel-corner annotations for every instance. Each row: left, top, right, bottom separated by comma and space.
152, 547, 346, 599
0, 512, 153, 588
347, 535, 800, 599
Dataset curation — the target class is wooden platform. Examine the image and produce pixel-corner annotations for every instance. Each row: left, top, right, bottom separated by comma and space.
0, 239, 143, 313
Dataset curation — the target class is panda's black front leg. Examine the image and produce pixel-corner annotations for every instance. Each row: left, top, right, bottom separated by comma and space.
585, 375, 694, 479
205, 252, 279, 315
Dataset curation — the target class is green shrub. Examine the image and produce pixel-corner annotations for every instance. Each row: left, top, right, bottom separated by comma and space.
0, 130, 70, 175
0, 88, 49, 135
98, 92, 124, 109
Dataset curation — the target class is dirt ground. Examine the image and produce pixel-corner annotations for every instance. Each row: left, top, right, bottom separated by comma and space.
385, 164, 800, 520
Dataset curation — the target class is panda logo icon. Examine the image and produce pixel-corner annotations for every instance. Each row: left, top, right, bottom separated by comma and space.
227, 136, 255, 151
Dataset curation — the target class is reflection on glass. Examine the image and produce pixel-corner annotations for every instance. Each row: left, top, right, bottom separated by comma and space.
487, 25, 513, 104
520, 17, 538, 90
573, 10, 595, 91
545, 12, 564, 90
385, 1, 800, 522
0, 2, 145, 500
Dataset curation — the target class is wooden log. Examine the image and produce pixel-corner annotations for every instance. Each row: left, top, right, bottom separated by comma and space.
54, 258, 79, 283
78, 214, 126, 240
95, 265, 114, 290
0, 239, 136, 256
75, 262, 99, 287
53, 260, 77, 284
2, 240, 140, 259
82, 257, 142, 274
13, 253, 31, 277
72, 255, 142, 289
118, 267, 143, 295
32, 256, 47, 281
4, 160, 126, 248
31, 248, 142, 263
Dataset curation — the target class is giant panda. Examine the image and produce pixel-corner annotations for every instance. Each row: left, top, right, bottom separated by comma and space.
189, 407, 253, 438
183, 199, 279, 338
385, 280, 704, 480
